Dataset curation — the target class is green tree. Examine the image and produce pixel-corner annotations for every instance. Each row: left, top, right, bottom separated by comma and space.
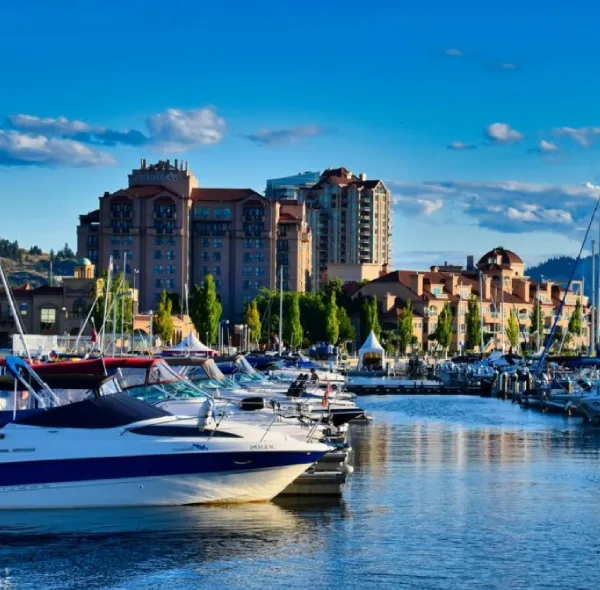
284, 292, 303, 349
243, 299, 262, 346
190, 275, 222, 345
153, 291, 174, 344
324, 292, 339, 344
434, 302, 453, 353
337, 306, 356, 343
506, 307, 520, 349
361, 296, 380, 341
465, 296, 481, 350
568, 298, 583, 339
530, 300, 544, 349
396, 299, 414, 355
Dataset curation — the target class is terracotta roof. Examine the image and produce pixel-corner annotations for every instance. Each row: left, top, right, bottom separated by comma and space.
349, 179, 381, 189
190, 188, 265, 202
278, 213, 297, 222
110, 185, 182, 199
477, 247, 524, 267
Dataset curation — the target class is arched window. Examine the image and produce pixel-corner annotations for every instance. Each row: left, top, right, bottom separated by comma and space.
40, 306, 57, 331
73, 298, 87, 318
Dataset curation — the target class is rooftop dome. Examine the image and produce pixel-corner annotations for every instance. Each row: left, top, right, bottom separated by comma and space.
477, 247, 523, 268
76, 257, 93, 266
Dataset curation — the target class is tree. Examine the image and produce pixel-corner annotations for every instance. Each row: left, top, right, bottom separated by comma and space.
530, 300, 544, 349
465, 296, 481, 350
396, 299, 414, 355
284, 292, 303, 349
568, 299, 583, 341
165, 292, 182, 315
190, 275, 222, 346
434, 302, 453, 353
337, 306, 356, 343
243, 299, 262, 346
324, 292, 339, 344
153, 291, 174, 344
506, 307, 520, 349
361, 296, 380, 341
29, 245, 42, 255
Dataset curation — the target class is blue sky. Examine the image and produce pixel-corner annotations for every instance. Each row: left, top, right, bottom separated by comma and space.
2, 0, 600, 269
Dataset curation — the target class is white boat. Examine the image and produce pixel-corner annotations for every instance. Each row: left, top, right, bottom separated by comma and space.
0, 357, 330, 510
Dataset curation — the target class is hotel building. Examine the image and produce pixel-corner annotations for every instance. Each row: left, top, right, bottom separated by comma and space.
357, 247, 590, 352
268, 167, 392, 290
77, 159, 312, 321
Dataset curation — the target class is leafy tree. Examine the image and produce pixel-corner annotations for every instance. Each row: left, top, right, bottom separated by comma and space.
568, 299, 583, 338
153, 291, 174, 344
190, 275, 222, 346
396, 299, 414, 355
243, 299, 262, 345
284, 292, 303, 349
465, 296, 481, 350
29, 245, 42, 256
337, 306, 356, 343
299, 292, 326, 342
529, 300, 544, 349
434, 302, 453, 353
506, 307, 520, 349
324, 292, 339, 344
361, 296, 380, 341
165, 292, 181, 315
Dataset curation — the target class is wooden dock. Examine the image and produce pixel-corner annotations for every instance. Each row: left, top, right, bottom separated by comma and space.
347, 382, 483, 396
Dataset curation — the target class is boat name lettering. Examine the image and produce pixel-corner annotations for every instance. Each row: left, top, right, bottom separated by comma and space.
174, 443, 209, 452
249, 444, 275, 450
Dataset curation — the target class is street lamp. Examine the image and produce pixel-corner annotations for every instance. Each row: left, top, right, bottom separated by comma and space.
149, 310, 154, 353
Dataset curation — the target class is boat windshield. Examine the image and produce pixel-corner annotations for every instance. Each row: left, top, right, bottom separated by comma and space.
126, 379, 209, 404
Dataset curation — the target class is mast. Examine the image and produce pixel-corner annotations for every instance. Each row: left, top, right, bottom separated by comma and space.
121, 252, 126, 354
478, 271, 485, 353
278, 266, 283, 355
0, 262, 31, 362
596, 221, 600, 354
501, 277, 505, 353
592, 241, 596, 356
100, 255, 113, 353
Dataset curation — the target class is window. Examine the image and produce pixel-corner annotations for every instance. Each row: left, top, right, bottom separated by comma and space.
165, 265, 176, 274
200, 252, 209, 262
460, 324, 466, 333
213, 252, 221, 262
19, 303, 28, 316
123, 250, 132, 260
111, 237, 120, 246
254, 252, 264, 262
112, 249, 120, 260
40, 307, 56, 331
155, 203, 176, 219
277, 239, 289, 251
432, 286, 442, 295
212, 266, 221, 276
154, 250, 163, 260
111, 220, 132, 234
165, 279, 175, 290
202, 266, 210, 276
254, 267, 264, 276
243, 280, 261, 291
460, 288, 469, 299
243, 252, 252, 262
123, 236, 133, 246
111, 202, 132, 218
155, 220, 175, 234
87, 236, 97, 247
194, 221, 228, 237
243, 206, 264, 221
155, 279, 165, 289
215, 208, 231, 220
201, 238, 210, 248
214, 280, 222, 290
167, 237, 175, 246
212, 239, 222, 249
244, 222, 264, 236
87, 249, 98, 262
255, 239, 264, 248
154, 265, 164, 275
73, 299, 87, 317
193, 207, 210, 220
165, 250, 175, 260
243, 266, 252, 277
277, 253, 289, 265
243, 239, 252, 249
155, 237, 164, 246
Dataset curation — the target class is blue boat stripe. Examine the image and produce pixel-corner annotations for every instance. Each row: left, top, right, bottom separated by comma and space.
0, 451, 324, 487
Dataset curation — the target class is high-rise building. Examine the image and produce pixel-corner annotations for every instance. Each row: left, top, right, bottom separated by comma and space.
265, 171, 321, 200
298, 168, 391, 290
77, 160, 312, 321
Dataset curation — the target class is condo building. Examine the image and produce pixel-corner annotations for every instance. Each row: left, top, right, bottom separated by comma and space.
268, 167, 392, 290
357, 247, 590, 353
77, 160, 312, 321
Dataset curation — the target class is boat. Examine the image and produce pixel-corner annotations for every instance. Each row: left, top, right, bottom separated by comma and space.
0, 357, 330, 509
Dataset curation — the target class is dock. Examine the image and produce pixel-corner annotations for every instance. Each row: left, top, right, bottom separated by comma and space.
346, 381, 482, 396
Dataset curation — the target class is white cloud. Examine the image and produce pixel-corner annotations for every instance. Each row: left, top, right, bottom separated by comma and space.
146, 107, 226, 151
0, 130, 115, 167
244, 125, 329, 146
8, 114, 91, 135
551, 126, 600, 147
447, 141, 477, 150
538, 139, 558, 152
444, 48, 463, 57
387, 180, 597, 234
485, 122, 524, 144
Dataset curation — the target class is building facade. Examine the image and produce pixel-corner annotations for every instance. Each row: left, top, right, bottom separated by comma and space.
265, 171, 321, 200
78, 160, 312, 321
298, 168, 391, 290
357, 247, 590, 353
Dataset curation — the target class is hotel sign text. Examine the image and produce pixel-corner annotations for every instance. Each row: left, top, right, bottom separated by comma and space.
130, 172, 181, 183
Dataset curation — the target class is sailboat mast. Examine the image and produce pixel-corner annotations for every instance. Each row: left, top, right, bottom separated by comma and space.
478, 271, 485, 353
592, 241, 596, 356
100, 255, 113, 353
278, 266, 283, 355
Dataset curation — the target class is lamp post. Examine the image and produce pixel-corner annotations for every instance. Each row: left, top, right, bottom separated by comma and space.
149, 310, 154, 353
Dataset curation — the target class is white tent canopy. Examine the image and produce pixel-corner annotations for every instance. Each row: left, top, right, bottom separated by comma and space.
358, 331, 385, 370
164, 333, 215, 354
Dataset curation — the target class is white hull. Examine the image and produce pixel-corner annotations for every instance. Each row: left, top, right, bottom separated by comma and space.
0, 463, 314, 509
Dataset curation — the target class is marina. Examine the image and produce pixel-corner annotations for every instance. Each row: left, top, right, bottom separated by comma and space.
4, 394, 600, 589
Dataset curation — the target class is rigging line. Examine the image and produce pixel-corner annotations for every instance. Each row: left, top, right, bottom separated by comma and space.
538, 191, 600, 374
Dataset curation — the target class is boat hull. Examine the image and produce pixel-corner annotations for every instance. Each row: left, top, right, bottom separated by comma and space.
0, 462, 317, 509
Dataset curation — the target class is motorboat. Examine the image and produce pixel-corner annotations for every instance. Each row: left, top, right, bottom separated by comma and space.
0, 357, 330, 509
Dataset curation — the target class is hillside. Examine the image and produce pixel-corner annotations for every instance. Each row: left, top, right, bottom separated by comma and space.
527, 255, 594, 296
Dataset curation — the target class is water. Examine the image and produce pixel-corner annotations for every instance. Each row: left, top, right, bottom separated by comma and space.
3, 396, 600, 589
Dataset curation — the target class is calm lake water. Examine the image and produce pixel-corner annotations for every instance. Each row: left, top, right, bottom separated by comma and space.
2, 396, 600, 589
